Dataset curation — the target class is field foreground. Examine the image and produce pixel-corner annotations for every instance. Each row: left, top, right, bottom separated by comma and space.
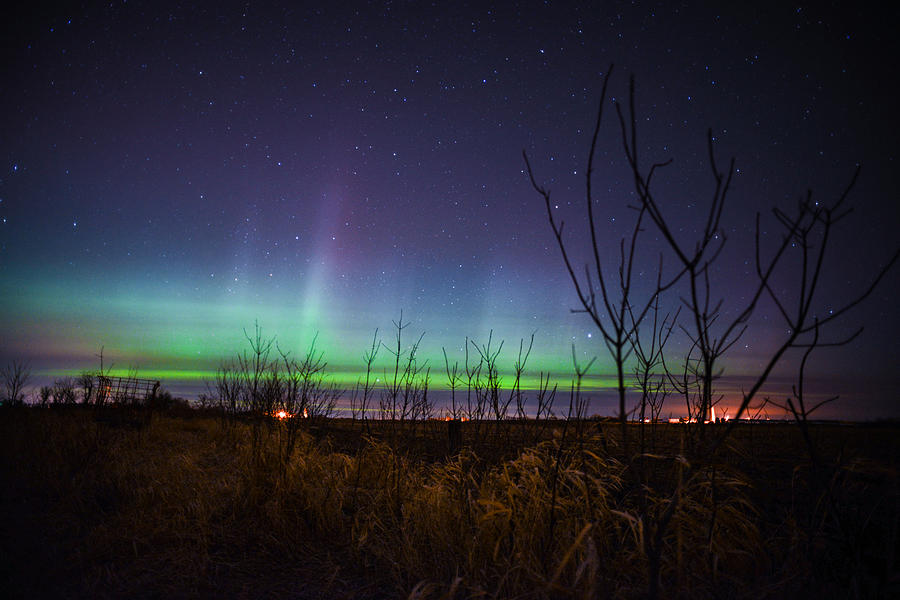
2, 407, 898, 599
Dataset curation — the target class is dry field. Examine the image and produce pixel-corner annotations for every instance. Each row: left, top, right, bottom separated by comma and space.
2, 406, 898, 599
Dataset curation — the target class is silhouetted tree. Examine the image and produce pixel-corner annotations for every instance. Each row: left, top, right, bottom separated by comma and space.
524, 66, 678, 454
1, 360, 31, 407
528, 66, 899, 598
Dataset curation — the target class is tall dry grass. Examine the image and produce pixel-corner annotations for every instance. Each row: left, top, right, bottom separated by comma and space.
268, 424, 766, 598
2, 408, 897, 598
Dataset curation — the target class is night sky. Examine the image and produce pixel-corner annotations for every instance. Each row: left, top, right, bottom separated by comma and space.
2, 1, 898, 418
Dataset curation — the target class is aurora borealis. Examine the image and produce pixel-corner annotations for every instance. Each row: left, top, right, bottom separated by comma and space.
2, 2, 898, 418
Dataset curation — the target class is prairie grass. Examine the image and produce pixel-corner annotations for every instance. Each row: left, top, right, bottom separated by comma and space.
1, 408, 897, 598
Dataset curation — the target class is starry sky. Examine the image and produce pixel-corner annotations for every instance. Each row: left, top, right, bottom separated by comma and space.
2, 1, 898, 418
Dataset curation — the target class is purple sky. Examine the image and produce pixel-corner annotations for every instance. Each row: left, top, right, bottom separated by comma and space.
2, 2, 898, 418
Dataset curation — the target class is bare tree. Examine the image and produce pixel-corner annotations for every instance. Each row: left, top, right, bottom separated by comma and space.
273, 334, 336, 469
442, 347, 461, 420
37, 385, 52, 407
527, 67, 898, 597
239, 321, 276, 414
462, 336, 486, 424
524, 65, 676, 454
78, 371, 95, 405
470, 331, 505, 421
52, 377, 78, 405
379, 312, 429, 427
630, 297, 679, 453
612, 77, 748, 436
236, 321, 276, 464
741, 171, 899, 445
350, 329, 380, 425
510, 333, 536, 420
1, 360, 31, 407
208, 359, 243, 423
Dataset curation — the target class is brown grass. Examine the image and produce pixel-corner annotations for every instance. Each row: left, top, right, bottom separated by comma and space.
2, 408, 898, 598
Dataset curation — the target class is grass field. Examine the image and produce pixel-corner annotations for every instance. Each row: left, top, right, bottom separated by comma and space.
2, 406, 898, 599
